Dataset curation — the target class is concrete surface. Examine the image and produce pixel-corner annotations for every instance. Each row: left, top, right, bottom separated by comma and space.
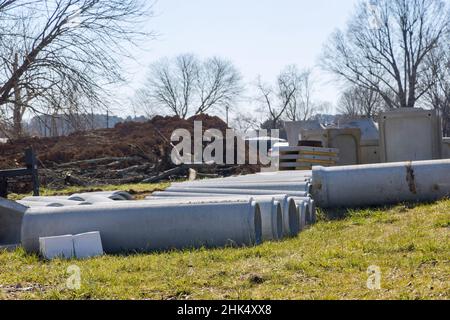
379, 109, 443, 162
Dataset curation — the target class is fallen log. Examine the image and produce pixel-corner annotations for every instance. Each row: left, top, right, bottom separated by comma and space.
56, 157, 141, 168
142, 165, 188, 183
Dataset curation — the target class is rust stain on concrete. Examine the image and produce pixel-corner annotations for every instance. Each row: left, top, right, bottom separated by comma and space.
406, 163, 417, 194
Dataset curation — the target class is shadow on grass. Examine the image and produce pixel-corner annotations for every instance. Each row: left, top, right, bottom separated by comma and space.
317, 200, 441, 222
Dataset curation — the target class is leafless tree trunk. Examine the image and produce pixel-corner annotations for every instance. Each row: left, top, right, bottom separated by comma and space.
257, 66, 325, 128
284, 68, 318, 122
321, 0, 450, 110
256, 68, 297, 129
425, 47, 450, 136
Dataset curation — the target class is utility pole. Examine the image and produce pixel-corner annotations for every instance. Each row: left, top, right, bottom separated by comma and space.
226, 106, 230, 126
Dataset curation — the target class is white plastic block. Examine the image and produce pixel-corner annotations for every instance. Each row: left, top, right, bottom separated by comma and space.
73, 232, 103, 259
39, 235, 74, 260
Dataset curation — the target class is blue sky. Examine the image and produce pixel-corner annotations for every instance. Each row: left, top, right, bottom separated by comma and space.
120, 0, 359, 117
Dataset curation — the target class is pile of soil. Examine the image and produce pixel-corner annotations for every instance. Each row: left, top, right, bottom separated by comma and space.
0, 114, 260, 193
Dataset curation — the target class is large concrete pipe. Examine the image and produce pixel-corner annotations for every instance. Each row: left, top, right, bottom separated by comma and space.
21, 199, 262, 254
142, 195, 298, 239
312, 160, 450, 208
172, 174, 312, 185
168, 181, 311, 193
159, 187, 309, 198
0, 198, 27, 246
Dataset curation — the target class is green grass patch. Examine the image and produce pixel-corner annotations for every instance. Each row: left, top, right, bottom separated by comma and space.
0, 198, 448, 300
8, 182, 170, 201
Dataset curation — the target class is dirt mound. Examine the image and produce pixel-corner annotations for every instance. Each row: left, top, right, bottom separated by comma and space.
0, 114, 259, 193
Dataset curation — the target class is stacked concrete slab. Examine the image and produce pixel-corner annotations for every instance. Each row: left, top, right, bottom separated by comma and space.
278, 146, 339, 170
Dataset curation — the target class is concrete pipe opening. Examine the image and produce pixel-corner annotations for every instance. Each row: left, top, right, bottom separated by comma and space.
285, 198, 300, 238
253, 202, 263, 246
295, 201, 308, 231
274, 201, 283, 241
0, 198, 28, 246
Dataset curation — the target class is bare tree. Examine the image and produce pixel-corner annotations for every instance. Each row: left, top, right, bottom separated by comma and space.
256, 67, 298, 129
321, 0, 450, 110
0, 0, 153, 138
425, 46, 450, 136
337, 86, 384, 118
231, 112, 260, 133
257, 66, 324, 128
196, 57, 243, 115
137, 54, 243, 118
0, 0, 17, 12
284, 68, 318, 121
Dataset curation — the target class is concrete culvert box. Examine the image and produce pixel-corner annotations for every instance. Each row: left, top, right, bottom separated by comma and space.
326, 128, 362, 166
379, 109, 443, 162
284, 120, 324, 147
337, 118, 380, 164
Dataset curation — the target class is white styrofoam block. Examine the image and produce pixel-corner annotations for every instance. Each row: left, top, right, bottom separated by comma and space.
73, 232, 103, 259
39, 235, 74, 260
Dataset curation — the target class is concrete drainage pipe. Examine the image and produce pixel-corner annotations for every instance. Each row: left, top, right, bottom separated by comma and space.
169, 181, 311, 193
312, 160, 450, 208
21, 199, 262, 254
145, 194, 300, 238
158, 188, 309, 198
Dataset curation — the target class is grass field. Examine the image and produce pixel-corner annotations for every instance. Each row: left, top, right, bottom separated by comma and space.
0, 184, 449, 300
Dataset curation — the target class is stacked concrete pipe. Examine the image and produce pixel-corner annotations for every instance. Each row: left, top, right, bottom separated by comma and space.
129, 197, 285, 241
312, 159, 450, 208
20, 199, 262, 254
167, 181, 311, 193
147, 193, 315, 230
173, 171, 312, 185
157, 187, 309, 198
